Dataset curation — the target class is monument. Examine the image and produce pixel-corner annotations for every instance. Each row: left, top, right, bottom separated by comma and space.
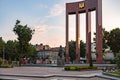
57, 45, 65, 66
66, 0, 103, 64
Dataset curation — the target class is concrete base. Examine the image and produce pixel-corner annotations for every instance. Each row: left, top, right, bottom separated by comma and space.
57, 58, 65, 66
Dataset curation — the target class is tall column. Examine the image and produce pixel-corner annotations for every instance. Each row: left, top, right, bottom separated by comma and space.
96, 0, 103, 63
86, 11, 91, 63
66, 13, 69, 64
76, 12, 80, 64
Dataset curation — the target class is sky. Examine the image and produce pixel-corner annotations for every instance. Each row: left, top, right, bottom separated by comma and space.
0, 0, 120, 47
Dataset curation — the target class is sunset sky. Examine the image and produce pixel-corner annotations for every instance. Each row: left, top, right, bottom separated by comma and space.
0, 0, 120, 47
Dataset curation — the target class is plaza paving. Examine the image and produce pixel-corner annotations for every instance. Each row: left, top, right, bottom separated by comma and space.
0, 76, 110, 80
0, 67, 119, 80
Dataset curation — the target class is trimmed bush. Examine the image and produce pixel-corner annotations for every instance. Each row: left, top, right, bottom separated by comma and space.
69, 66, 76, 71
64, 66, 97, 71
0, 64, 13, 68
0, 58, 2, 65
64, 66, 70, 70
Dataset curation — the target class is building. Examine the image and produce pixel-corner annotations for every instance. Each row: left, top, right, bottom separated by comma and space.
35, 44, 62, 64
91, 43, 114, 63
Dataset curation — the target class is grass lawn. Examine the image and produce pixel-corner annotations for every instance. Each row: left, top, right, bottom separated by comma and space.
109, 71, 120, 75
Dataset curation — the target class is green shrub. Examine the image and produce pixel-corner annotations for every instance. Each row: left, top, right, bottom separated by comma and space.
0, 58, 2, 65
76, 66, 80, 70
64, 66, 70, 70
114, 53, 120, 69
0, 64, 13, 68
109, 71, 120, 75
64, 66, 97, 71
69, 66, 76, 71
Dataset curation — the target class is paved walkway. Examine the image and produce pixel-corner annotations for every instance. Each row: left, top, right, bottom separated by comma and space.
0, 67, 119, 80
0, 67, 101, 76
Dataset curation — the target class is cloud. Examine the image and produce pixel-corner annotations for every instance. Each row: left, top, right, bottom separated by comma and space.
46, 4, 65, 18
1, 32, 17, 42
34, 23, 62, 34
35, 3, 48, 10
62, 0, 83, 3
46, 0, 83, 18
30, 23, 65, 46
34, 24, 48, 35
38, 4, 48, 9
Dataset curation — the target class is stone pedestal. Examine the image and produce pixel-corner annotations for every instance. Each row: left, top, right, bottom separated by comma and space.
57, 57, 65, 66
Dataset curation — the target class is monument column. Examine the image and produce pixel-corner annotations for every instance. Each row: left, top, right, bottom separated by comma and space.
76, 12, 80, 64
96, 0, 103, 63
66, 0, 103, 64
86, 10, 91, 63
66, 13, 69, 64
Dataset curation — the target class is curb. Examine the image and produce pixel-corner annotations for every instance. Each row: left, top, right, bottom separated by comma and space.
0, 74, 95, 78
21, 64, 64, 67
95, 75, 118, 80
0, 73, 120, 80
103, 72, 120, 78
0, 74, 54, 78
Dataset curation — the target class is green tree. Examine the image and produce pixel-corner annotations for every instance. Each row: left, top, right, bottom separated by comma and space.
114, 52, 120, 69
93, 28, 109, 52
69, 40, 76, 63
69, 40, 86, 63
0, 37, 5, 58
13, 20, 34, 60
107, 28, 120, 56
5, 40, 19, 61
80, 40, 86, 57
102, 28, 109, 52
26, 44, 37, 58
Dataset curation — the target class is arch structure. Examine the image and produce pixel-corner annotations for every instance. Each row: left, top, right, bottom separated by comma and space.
66, 0, 103, 64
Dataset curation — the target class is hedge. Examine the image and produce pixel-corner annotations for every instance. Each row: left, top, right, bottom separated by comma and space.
64, 66, 97, 71
0, 64, 13, 68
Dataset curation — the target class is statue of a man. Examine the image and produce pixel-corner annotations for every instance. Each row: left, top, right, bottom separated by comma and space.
58, 45, 63, 59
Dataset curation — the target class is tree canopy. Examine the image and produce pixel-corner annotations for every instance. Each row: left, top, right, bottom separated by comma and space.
93, 28, 120, 56
93, 28, 109, 52
13, 20, 35, 57
0, 37, 5, 58
69, 40, 86, 63
13, 20, 34, 43
107, 28, 120, 56
0, 20, 37, 63
5, 40, 19, 61
102, 28, 109, 52
69, 40, 76, 63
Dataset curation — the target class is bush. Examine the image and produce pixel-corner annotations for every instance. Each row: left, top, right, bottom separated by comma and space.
114, 53, 120, 69
69, 66, 76, 71
64, 66, 69, 70
0, 58, 2, 65
0, 64, 13, 68
109, 71, 120, 75
64, 66, 97, 71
